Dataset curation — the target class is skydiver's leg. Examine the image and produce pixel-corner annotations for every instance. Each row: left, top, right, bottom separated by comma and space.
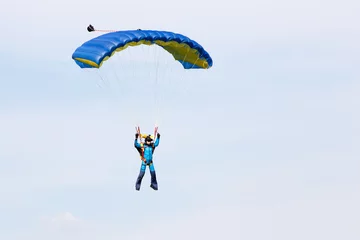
149, 163, 158, 190
135, 162, 146, 191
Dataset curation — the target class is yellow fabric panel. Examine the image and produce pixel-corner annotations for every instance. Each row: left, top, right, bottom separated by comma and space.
155, 40, 208, 68
74, 58, 99, 68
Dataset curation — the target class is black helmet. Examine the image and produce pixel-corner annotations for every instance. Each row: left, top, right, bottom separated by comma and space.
145, 135, 153, 142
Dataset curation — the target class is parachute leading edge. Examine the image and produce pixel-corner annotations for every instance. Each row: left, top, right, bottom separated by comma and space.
72, 30, 213, 69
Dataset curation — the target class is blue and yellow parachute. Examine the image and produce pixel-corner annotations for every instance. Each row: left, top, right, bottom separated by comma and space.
72, 28, 213, 69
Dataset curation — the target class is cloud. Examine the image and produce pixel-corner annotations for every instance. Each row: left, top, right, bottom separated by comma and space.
41, 212, 80, 225
39, 212, 84, 235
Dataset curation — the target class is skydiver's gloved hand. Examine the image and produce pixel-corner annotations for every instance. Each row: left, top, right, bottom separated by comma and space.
157, 133, 160, 138
135, 133, 139, 139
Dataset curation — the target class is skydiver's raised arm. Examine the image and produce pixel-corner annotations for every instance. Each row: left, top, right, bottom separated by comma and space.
154, 133, 160, 147
134, 133, 141, 148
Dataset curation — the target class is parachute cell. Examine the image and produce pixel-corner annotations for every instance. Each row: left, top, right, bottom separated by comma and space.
71, 29, 213, 69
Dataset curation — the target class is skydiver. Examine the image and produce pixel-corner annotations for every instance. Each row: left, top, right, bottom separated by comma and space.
134, 132, 160, 191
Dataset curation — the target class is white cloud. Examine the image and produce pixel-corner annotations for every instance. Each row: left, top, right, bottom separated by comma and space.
41, 212, 80, 225
39, 211, 84, 237
52, 212, 80, 222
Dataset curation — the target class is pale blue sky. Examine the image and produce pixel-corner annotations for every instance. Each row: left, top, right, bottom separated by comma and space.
0, 0, 359, 239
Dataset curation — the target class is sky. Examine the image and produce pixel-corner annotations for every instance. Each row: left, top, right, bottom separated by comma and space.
0, 0, 359, 239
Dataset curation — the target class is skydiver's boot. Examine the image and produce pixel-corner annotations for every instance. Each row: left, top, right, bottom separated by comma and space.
150, 171, 158, 190
135, 171, 145, 191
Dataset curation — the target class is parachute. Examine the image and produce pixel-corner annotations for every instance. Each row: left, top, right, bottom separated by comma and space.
71, 25, 213, 128
71, 26, 213, 191
72, 28, 213, 70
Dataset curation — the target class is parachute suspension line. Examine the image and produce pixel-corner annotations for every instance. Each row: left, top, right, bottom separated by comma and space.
100, 68, 113, 90
106, 55, 123, 99
156, 48, 161, 124
178, 47, 192, 99
155, 46, 161, 127
84, 68, 101, 89
94, 69, 108, 89
185, 57, 200, 99
157, 55, 169, 128
112, 57, 123, 96
126, 44, 134, 80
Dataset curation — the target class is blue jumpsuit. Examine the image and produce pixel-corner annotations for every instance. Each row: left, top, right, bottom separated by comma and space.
134, 137, 160, 190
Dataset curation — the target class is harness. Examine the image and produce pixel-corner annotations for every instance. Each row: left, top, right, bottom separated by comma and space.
136, 142, 156, 165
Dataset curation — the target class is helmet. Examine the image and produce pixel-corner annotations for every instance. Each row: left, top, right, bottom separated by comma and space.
145, 135, 153, 142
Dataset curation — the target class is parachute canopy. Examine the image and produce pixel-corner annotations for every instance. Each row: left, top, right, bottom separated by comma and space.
72, 29, 213, 69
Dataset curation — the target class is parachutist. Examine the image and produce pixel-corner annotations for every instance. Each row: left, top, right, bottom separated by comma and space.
134, 130, 161, 191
